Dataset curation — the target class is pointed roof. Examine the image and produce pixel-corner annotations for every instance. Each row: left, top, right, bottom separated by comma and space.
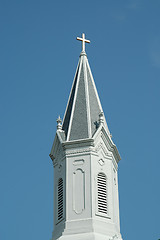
62, 50, 110, 141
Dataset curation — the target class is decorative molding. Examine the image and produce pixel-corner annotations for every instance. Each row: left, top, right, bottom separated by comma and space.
101, 127, 121, 163
95, 141, 110, 157
66, 147, 94, 156
112, 156, 118, 171
50, 132, 65, 168
51, 154, 65, 168
63, 138, 94, 149
95, 132, 119, 170
73, 159, 84, 165
73, 168, 85, 214
98, 158, 105, 166
101, 131, 112, 152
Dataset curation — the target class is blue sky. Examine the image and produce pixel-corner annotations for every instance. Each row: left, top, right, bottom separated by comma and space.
0, 1, 160, 240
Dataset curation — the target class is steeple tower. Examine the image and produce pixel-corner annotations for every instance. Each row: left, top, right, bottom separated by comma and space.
50, 34, 123, 240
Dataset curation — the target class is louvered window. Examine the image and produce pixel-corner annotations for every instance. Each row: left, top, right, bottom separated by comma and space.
58, 178, 63, 221
97, 172, 108, 215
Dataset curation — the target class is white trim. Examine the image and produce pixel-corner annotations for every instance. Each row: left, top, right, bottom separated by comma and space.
86, 59, 103, 113
62, 57, 81, 129
86, 59, 110, 134
83, 56, 92, 138
67, 58, 83, 141
73, 168, 85, 214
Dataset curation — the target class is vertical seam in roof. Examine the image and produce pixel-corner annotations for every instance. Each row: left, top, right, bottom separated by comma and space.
62, 58, 81, 126
83, 55, 92, 138
86, 59, 103, 113
67, 57, 83, 141
86, 59, 110, 135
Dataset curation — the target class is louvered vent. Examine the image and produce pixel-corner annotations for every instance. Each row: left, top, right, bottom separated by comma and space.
58, 178, 63, 221
97, 173, 108, 215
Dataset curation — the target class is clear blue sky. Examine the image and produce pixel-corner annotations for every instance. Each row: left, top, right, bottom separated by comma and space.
0, 1, 160, 240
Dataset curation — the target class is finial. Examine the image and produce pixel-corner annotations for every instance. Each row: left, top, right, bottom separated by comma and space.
56, 116, 62, 130
77, 33, 90, 52
99, 112, 104, 125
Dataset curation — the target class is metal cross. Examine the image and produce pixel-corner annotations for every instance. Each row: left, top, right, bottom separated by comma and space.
77, 33, 90, 52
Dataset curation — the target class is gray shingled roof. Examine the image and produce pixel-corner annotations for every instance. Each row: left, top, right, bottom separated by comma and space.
62, 52, 110, 141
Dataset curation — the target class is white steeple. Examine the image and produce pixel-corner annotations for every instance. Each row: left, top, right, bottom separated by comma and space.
49, 34, 123, 240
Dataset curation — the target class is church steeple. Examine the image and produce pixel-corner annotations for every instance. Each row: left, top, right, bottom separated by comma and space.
50, 34, 123, 240
62, 34, 110, 141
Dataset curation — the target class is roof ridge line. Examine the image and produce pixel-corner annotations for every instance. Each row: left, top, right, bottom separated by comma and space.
66, 57, 83, 141
83, 55, 92, 138
62, 58, 81, 126
86, 59, 103, 112
86, 59, 110, 135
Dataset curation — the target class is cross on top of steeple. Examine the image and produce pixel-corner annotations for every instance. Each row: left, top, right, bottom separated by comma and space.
77, 33, 90, 52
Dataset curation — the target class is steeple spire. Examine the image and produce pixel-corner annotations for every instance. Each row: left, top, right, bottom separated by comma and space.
62, 34, 110, 141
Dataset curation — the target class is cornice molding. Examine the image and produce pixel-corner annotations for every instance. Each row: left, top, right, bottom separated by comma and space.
101, 127, 121, 163
65, 147, 94, 156
50, 125, 120, 167
63, 138, 94, 150
93, 124, 121, 163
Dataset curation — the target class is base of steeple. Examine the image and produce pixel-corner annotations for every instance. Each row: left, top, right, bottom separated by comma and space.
52, 219, 123, 240
52, 232, 123, 240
